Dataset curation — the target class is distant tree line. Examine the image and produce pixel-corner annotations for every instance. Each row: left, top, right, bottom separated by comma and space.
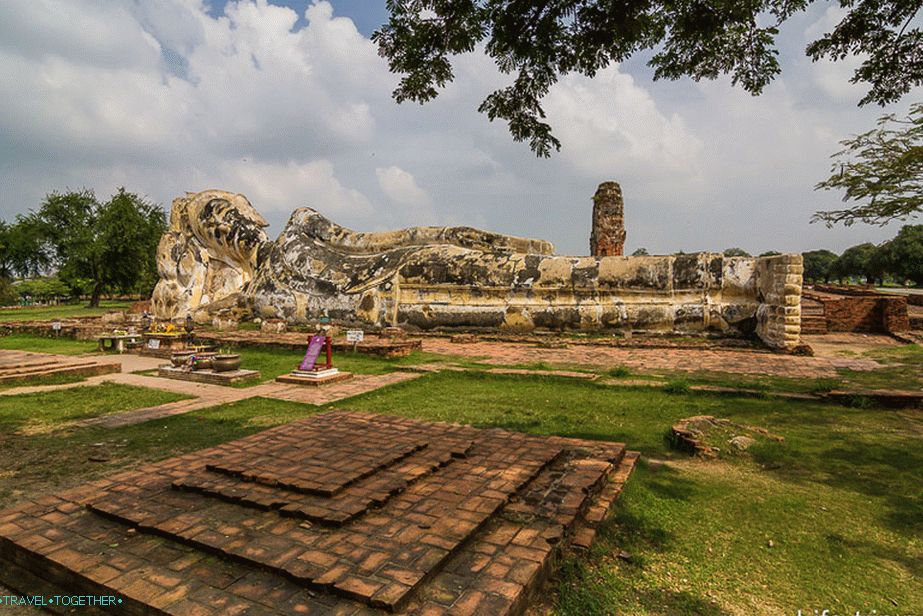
802, 225, 922, 286
628, 224, 922, 287
0, 189, 166, 307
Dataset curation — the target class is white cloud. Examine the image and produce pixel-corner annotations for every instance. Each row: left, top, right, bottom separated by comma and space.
376, 166, 431, 209
219, 159, 373, 217
0, 0, 918, 259
544, 66, 706, 202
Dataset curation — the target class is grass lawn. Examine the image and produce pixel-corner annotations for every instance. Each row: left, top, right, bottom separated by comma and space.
230, 347, 427, 385
338, 373, 923, 614
0, 383, 191, 505
0, 300, 134, 322
0, 367, 920, 613
0, 333, 99, 355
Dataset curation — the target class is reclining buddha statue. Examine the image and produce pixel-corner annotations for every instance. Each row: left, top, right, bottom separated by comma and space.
152, 189, 802, 349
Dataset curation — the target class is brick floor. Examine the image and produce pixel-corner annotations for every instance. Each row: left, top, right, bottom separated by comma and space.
0, 411, 638, 615
420, 338, 882, 379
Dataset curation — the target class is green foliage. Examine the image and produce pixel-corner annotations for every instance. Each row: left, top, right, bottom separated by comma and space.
607, 365, 631, 378
663, 378, 691, 394
802, 249, 839, 283
0, 300, 133, 322
886, 224, 923, 285
832, 242, 879, 283
0, 278, 17, 307
630, 247, 649, 256
815, 103, 923, 225
759, 250, 781, 257
0, 217, 49, 279
723, 247, 751, 257
15, 276, 70, 301
375, 1, 922, 157
29, 188, 166, 306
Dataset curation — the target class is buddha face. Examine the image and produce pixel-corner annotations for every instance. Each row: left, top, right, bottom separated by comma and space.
153, 190, 271, 320
177, 190, 269, 274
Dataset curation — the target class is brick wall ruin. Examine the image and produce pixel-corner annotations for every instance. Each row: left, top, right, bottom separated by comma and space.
802, 285, 910, 334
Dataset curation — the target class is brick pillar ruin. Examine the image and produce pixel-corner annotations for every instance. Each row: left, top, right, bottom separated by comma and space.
590, 181, 626, 257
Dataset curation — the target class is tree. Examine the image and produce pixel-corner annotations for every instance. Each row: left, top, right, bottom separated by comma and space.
815, 103, 923, 226
832, 242, 879, 283
375, 1, 923, 157
95, 189, 166, 298
0, 218, 48, 279
631, 247, 649, 256
886, 224, 923, 285
723, 247, 751, 257
30, 188, 166, 307
802, 249, 838, 283
759, 250, 781, 257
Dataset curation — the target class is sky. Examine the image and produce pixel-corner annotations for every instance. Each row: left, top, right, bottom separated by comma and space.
0, 0, 919, 256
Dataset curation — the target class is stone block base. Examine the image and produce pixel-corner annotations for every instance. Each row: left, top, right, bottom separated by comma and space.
276, 370, 353, 386
157, 366, 261, 386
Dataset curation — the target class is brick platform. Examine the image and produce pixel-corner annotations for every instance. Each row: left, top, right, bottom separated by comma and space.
157, 366, 261, 386
0, 411, 637, 615
0, 350, 120, 384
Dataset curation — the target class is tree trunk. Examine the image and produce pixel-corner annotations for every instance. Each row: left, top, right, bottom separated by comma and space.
88, 281, 103, 308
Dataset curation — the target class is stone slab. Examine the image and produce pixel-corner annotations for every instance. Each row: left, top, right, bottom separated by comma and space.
157, 366, 261, 386
275, 371, 353, 386
0, 411, 637, 615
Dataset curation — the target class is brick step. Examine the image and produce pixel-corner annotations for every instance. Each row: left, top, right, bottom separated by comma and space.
203, 429, 431, 497
0, 357, 66, 371
85, 416, 571, 610
0, 360, 96, 377
0, 361, 118, 384
799, 315, 828, 334
87, 444, 559, 610
1, 412, 636, 615
174, 438, 475, 526
800, 306, 826, 317
0, 449, 637, 615
407, 451, 639, 615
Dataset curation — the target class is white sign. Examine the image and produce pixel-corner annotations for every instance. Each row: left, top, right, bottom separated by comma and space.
148, 339, 160, 349
51, 321, 61, 331
346, 330, 364, 343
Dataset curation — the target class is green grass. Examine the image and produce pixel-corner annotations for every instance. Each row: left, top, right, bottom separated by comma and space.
607, 365, 632, 378
0, 333, 98, 355
0, 372, 89, 391
0, 359, 921, 613
0, 393, 306, 511
228, 347, 407, 386
839, 344, 923, 391
0, 300, 133, 322
335, 372, 923, 613
0, 382, 189, 433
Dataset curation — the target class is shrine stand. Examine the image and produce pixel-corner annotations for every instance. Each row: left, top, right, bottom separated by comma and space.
276, 335, 352, 386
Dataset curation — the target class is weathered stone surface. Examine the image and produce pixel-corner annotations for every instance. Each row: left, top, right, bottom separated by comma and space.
151, 189, 803, 349
152, 190, 269, 322
590, 181, 625, 257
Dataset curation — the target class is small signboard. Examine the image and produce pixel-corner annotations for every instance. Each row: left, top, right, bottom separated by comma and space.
51, 321, 61, 332
346, 330, 364, 343
299, 335, 326, 371
148, 339, 161, 349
